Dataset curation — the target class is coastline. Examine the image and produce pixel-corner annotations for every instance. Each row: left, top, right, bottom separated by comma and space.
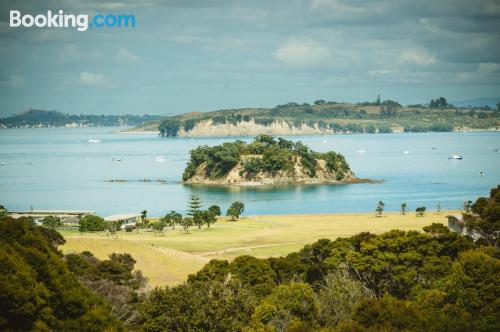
183, 177, 379, 187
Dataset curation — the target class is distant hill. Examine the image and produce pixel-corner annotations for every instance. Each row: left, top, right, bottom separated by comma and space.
128, 99, 499, 137
451, 97, 500, 108
0, 109, 163, 128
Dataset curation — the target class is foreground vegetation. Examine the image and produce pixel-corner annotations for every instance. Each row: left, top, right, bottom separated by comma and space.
2, 185, 499, 331
145, 97, 500, 137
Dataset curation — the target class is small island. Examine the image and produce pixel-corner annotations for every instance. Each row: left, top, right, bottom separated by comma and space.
182, 135, 368, 186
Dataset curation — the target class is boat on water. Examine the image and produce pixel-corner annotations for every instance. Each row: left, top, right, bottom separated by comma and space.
0, 161, 5, 166
448, 154, 463, 160
155, 156, 166, 162
402, 150, 410, 154
357, 148, 366, 154
111, 156, 122, 162
87, 139, 102, 144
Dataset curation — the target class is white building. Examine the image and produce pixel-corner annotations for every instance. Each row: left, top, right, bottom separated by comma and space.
104, 213, 140, 230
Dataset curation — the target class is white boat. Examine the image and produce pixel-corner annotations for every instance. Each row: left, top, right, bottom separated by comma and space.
448, 154, 462, 160
87, 139, 102, 144
357, 149, 366, 154
111, 156, 122, 162
155, 156, 166, 162
402, 150, 410, 154
0, 161, 5, 166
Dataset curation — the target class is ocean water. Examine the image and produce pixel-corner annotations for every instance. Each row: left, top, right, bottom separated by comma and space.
0, 128, 499, 217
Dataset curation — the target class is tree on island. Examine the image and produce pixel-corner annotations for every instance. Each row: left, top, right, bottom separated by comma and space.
188, 194, 202, 216
375, 201, 385, 217
208, 205, 221, 216
227, 201, 245, 220
401, 202, 408, 215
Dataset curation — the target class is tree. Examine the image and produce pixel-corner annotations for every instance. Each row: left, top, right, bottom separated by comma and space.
401, 202, 408, 215
416, 206, 426, 217
251, 282, 318, 330
0, 204, 6, 217
496, 101, 500, 112
162, 210, 182, 230
151, 220, 165, 236
463, 185, 500, 246
188, 194, 202, 217
193, 211, 204, 229
317, 269, 373, 327
140, 210, 148, 225
180, 217, 193, 233
42, 215, 63, 229
201, 210, 217, 228
375, 201, 385, 217
79, 215, 106, 233
0, 217, 121, 331
208, 205, 221, 216
227, 201, 245, 220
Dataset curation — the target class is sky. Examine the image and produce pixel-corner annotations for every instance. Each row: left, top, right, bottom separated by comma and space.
0, 0, 499, 117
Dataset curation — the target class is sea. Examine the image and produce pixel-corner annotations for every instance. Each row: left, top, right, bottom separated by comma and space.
0, 128, 499, 217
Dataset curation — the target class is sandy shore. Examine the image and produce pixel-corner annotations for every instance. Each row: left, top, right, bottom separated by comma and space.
62, 211, 458, 287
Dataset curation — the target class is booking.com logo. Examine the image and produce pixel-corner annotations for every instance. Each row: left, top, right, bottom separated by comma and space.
9, 10, 136, 32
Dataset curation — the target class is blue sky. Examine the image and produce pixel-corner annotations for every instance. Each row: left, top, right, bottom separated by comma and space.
0, 0, 499, 116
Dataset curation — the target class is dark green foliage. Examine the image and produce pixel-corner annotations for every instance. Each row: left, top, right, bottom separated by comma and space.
464, 185, 500, 246
430, 97, 449, 109
183, 135, 351, 181
208, 205, 221, 216
0, 217, 120, 331
42, 215, 63, 229
227, 201, 245, 220
0, 109, 161, 128
79, 214, 106, 232
187, 194, 202, 216
159, 118, 181, 137
142, 280, 256, 332
66, 251, 146, 328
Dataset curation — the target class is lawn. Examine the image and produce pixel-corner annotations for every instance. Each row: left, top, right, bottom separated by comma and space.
61, 211, 456, 287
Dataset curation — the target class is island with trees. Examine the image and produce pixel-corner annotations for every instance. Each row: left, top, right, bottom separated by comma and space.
182, 135, 365, 186
125, 96, 500, 137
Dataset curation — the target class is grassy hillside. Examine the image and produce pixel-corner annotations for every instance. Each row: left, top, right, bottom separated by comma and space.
128, 99, 500, 136
61, 211, 454, 287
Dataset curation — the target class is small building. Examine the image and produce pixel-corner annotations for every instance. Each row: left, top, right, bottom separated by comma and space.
8, 210, 94, 226
104, 213, 140, 230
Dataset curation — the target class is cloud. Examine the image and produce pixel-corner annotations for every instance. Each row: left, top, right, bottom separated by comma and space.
3, 75, 26, 89
79, 72, 111, 87
116, 47, 140, 63
399, 48, 437, 66
273, 39, 331, 68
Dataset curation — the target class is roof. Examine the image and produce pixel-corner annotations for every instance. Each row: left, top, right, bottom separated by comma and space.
104, 213, 140, 221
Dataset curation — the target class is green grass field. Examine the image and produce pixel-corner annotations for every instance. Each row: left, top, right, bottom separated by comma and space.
61, 211, 456, 287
